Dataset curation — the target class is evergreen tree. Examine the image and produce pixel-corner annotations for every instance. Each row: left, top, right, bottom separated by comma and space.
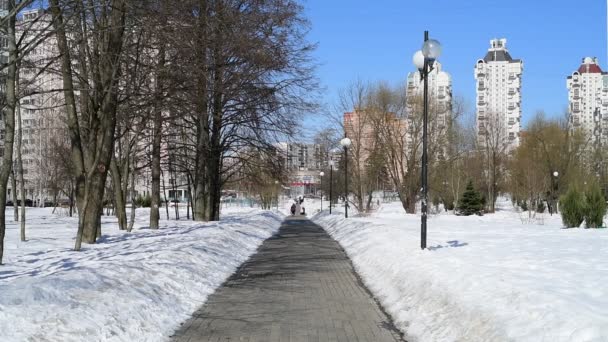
457, 180, 483, 216
584, 182, 606, 228
559, 187, 586, 228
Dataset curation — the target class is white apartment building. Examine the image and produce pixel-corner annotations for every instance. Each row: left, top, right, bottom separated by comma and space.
406, 60, 452, 118
275, 142, 333, 198
276, 142, 326, 171
406, 61, 452, 159
2, 9, 160, 205
474, 38, 523, 150
566, 57, 608, 148
6, 9, 66, 205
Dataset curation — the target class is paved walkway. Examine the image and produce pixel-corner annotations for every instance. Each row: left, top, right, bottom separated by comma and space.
171, 216, 405, 342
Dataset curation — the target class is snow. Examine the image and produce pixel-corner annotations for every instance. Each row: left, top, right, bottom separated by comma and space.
313, 198, 608, 342
0, 206, 283, 342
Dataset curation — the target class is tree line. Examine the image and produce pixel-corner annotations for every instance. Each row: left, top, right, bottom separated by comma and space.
0, 0, 317, 264
313, 80, 607, 225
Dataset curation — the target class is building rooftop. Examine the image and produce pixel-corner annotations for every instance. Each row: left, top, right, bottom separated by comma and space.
481, 38, 521, 63
567, 57, 608, 78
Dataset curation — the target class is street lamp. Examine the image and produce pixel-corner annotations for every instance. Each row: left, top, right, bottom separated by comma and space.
340, 137, 352, 218
329, 159, 334, 214
550, 171, 559, 215
413, 31, 442, 250
319, 171, 325, 211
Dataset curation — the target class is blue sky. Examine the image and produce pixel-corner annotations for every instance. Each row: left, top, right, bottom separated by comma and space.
304, 0, 607, 132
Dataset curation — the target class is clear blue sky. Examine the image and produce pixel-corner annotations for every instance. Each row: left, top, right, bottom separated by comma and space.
304, 0, 607, 132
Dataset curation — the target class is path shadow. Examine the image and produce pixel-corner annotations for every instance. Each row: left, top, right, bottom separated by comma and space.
427, 240, 469, 251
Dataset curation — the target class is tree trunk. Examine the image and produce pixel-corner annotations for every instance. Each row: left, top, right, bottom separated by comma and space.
81, 169, 109, 243
186, 172, 191, 220
0, 0, 18, 264
110, 157, 127, 230
11, 172, 17, 221
193, 0, 210, 222
69, 185, 74, 217
17, 101, 25, 241
127, 168, 136, 232
161, 168, 169, 219
149, 60, 164, 228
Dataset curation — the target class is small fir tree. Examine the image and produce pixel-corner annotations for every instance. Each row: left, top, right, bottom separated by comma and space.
584, 182, 606, 228
536, 200, 546, 213
559, 187, 586, 228
457, 180, 483, 216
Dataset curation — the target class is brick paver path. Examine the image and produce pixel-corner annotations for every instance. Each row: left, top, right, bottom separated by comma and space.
171, 216, 405, 342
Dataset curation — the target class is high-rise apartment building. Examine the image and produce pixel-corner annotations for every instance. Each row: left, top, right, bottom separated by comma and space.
406, 61, 452, 159
566, 57, 608, 148
6, 9, 66, 205
406, 60, 452, 120
275, 142, 326, 171
475, 38, 523, 150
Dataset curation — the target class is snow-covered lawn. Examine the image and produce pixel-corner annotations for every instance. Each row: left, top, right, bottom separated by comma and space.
313, 198, 608, 342
0, 206, 282, 342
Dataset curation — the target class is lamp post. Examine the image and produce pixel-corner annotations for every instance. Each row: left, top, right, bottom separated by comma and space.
340, 137, 352, 218
329, 159, 334, 214
551, 171, 558, 215
319, 171, 325, 211
413, 31, 442, 250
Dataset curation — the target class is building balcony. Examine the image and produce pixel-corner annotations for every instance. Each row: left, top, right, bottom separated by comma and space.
477, 72, 485, 78
478, 101, 486, 106
507, 106, 516, 111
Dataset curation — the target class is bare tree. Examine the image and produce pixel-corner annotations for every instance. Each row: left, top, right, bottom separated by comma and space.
477, 111, 510, 212
50, 0, 128, 249
0, 0, 20, 263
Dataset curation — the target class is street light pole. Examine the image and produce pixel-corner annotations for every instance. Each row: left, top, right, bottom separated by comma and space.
413, 31, 442, 250
421, 32, 430, 250
552, 171, 559, 215
319, 171, 325, 211
329, 161, 333, 214
340, 138, 351, 218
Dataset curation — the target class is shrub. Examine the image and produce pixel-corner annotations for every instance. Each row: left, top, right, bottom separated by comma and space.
134, 194, 152, 208
519, 200, 528, 212
444, 201, 455, 211
559, 187, 586, 228
584, 182, 606, 228
457, 180, 483, 216
536, 200, 545, 213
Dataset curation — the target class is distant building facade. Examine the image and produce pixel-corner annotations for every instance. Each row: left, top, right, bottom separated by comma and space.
566, 57, 608, 149
276, 142, 329, 197
406, 61, 452, 159
406, 60, 452, 123
475, 38, 523, 150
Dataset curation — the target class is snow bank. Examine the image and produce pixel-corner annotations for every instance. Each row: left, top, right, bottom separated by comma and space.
0, 207, 282, 341
314, 201, 608, 342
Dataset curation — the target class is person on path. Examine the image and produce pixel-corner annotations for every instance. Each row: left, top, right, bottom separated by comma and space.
295, 201, 301, 216
290, 203, 296, 215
